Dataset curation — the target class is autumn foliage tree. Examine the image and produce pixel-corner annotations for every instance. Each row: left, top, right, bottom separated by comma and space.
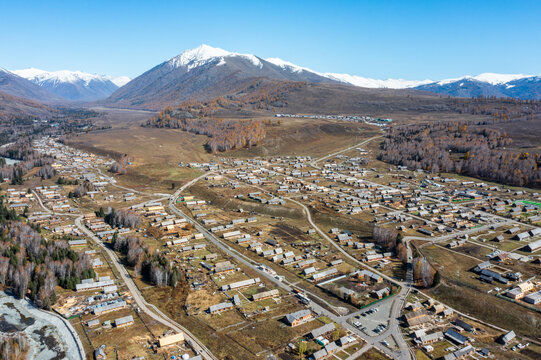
412, 257, 436, 288
146, 111, 266, 153
379, 121, 541, 187
103, 208, 141, 229
109, 154, 133, 174
0, 334, 28, 360
111, 235, 182, 286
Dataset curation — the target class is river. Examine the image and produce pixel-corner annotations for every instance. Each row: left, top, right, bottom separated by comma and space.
0, 292, 84, 360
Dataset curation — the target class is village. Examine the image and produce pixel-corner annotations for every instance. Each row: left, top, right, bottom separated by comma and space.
2, 134, 541, 360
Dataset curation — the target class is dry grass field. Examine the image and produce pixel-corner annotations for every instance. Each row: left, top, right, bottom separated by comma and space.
419, 244, 541, 340
67, 108, 381, 193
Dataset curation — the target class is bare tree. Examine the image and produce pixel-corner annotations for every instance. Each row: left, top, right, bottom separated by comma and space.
372, 226, 398, 251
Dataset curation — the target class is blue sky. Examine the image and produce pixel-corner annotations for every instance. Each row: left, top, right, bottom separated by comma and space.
1, 0, 539, 79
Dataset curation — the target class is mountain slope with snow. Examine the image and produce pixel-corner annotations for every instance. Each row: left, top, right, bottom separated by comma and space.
323, 73, 433, 89
0, 68, 63, 103
265, 58, 315, 74
265, 58, 433, 89
13, 68, 121, 101
415, 73, 541, 99
104, 44, 336, 109
167, 44, 263, 70
436, 73, 533, 86
265, 55, 540, 98
111, 76, 131, 87
102, 44, 541, 107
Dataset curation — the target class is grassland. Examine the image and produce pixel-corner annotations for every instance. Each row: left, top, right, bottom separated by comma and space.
418, 244, 541, 340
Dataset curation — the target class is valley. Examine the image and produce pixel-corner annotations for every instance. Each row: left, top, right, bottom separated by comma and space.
0, 99, 540, 360
0, 15, 539, 359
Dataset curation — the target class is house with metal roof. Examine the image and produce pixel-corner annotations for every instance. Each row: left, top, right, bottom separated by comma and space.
114, 315, 134, 328
499, 330, 516, 345
453, 319, 474, 332
284, 309, 312, 326
445, 328, 468, 345
524, 291, 541, 305
309, 323, 335, 339
209, 302, 233, 314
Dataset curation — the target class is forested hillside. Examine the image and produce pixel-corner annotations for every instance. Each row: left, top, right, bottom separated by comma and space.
379, 121, 541, 187
0, 201, 95, 309
142, 80, 296, 152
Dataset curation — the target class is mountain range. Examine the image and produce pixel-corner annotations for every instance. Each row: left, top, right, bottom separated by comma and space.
1, 44, 539, 111
103, 45, 540, 109
0, 68, 65, 103
102, 44, 338, 109
12, 68, 129, 101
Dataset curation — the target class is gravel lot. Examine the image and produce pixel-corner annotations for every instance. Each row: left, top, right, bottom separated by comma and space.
349, 297, 394, 336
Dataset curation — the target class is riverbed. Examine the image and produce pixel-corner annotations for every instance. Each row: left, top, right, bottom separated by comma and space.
0, 157, 20, 165
0, 292, 84, 360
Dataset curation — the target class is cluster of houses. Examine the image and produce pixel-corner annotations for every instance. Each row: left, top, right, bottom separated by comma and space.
404, 299, 454, 328
288, 317, 356, 360
34, 185, 77, 213
6, 188, 34, 210
27, 212, 64, 228
33, 137, 113, 176
83, 213, 118, 240
404, 298, 521, 359
206, 274, 279, 315
476, 198, 541, 224
274, 113, 391, 127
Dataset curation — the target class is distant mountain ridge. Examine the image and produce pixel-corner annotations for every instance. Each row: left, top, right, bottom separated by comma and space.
0, 68, 63, 103
102, 44, 540, 108
13, 68, 127, 101
2, 44, 539, 108
415, 75, 541, 100
265, 55, 540, 99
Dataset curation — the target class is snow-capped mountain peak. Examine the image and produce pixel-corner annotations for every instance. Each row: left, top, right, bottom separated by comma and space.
110, 76, 131, 87
13, 68, 114, 86
266, 57, 315, 74
167, 44, 262, 71
266, 56, 432, 89
11, 68, 122, 101
472, 73, 532, 85
324, 73, 433, 89
437, 73, 533, 86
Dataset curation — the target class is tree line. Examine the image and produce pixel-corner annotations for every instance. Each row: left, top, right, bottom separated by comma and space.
0, 140, 55, 184
111, 235, 182, 287
412, 257, 437, 288
379, 122, 541, 187
97, 207, 142, 229
450, 96, 540, 123
109, 154, 133, 175
0, 199, 95, 309
145, 111, 266, 153
0, 334, 28, 360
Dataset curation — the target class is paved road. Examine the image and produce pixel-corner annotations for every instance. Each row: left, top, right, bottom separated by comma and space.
311, 135, 383, 166
286, 198, 412, 359
170, 175, 409, 359
33, 177, 217, 360
38, 135, 523, 359
74, 216, 217, 360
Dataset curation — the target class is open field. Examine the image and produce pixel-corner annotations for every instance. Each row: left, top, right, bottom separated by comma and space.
419, 244, 541, 340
